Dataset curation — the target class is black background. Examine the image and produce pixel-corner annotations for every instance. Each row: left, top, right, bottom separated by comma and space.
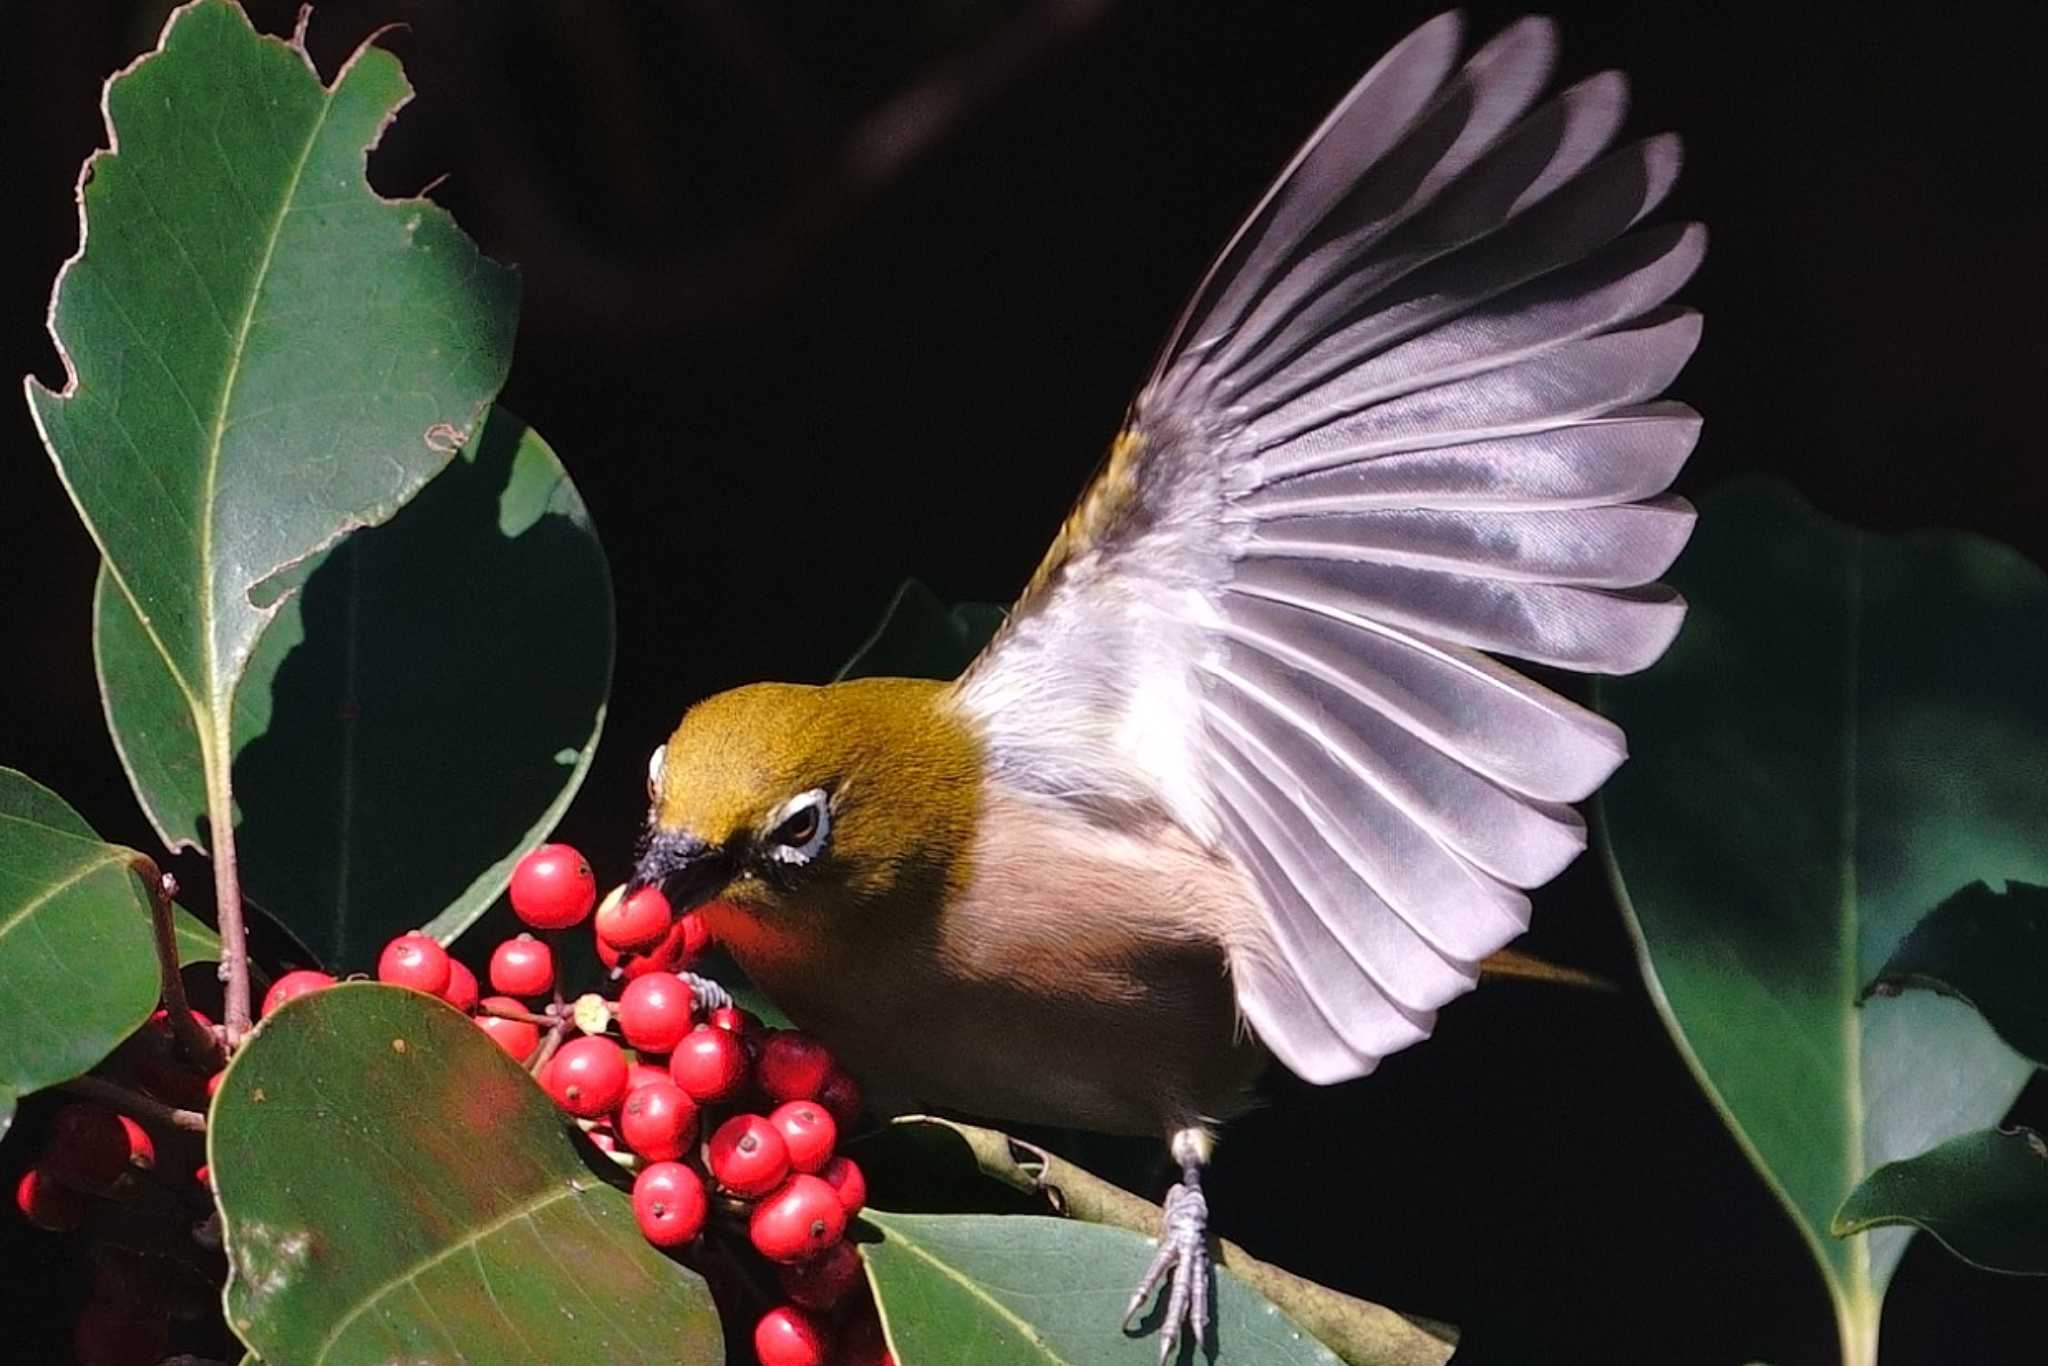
4, 2, 2046, 1362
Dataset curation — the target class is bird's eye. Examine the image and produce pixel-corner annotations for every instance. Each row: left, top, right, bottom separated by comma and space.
646, 744, 666, 802
764, 788, 831, 866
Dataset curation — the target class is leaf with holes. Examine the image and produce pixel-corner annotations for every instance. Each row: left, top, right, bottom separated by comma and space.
26, 0, 517, 928
211, 983, 721, 1363
836, 579, 1005, 682
1598, 478, 2048, 1365
0, 769, 162, 1136
1832, 1126, 2048, 1275
98, 410, 612, 966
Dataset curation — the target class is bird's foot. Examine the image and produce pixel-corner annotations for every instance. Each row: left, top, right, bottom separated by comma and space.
677, 971, 732, 1011
1122, 1157, 1213, 1364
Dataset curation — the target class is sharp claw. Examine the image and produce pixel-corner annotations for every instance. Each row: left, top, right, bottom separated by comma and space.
1122, 1236, 1177, 1330
1123, 1175, 1212, 1361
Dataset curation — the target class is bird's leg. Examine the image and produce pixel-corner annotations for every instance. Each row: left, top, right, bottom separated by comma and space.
1122, 1125, 1215, 1364
677, 971, 732, 1011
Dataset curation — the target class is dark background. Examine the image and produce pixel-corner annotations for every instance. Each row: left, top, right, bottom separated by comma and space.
4, 1, 2046, 1362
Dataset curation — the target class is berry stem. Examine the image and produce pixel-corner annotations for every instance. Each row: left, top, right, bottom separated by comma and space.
527, 1019, 569, 1077
133, 859, 225, 1072
201, 725, 254, 1047
478, 999, 557, 1027
59, 1075, 206, 1134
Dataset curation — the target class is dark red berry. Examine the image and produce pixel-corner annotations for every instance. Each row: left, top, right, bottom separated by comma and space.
778, 1238, 864, 1310
769, 1101, 836, 1175
440, 958, 480, 1014
818, 1156, 866, 1216
754, 1305, 832, 1366
489, 934, 555, 997
261, 970, 335, 1017
708, 1005, 756, 1035
838, 1310, 895, 1366
596, 884, 673, 952
708, 1113, 791, 1197
632, 1160, 708, 1248
617, 972, 694, 1053
15, 1167, 86, 1231
749, 1174, 848, 1263
43, 1105, 132, 1189
669, 1025, 748, 1103
545, 1036, 630, 1118
618, 1081, 698, 1162
757, 1031, 834, 1103
377, 933, 452, 996
627, 1060, 670, 1093
816, 1067, 863, 1132
509, 843, 597, 930
475, 1000, 541, 1063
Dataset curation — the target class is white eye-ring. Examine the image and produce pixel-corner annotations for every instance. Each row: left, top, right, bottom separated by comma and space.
646, 744, 666, 802
764, 788, 831, 866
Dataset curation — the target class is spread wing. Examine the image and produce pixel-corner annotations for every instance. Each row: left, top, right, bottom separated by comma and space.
952, 13, 1703, 1084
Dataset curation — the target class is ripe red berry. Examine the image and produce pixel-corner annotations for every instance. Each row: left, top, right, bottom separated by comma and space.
750, 1174, 848, 1263
617, 972, 695, 1053
816, 1068, 863, 1133
377, 932, 452, 996
114, 1116, 154, 1174
708, 1114, 791, 1197
261, 970, 335, 1017
632, 1161, 708, 1248
754, 1305, 832, 1366
675, 909, 712, 964
14, 1166, 86, 1231
778, 1238, 864, 1310
769, 1101, 837, 1175
206, 1071, 223, 1098
627, 1060, 670, 1092
509, 844, 597, 929
669, 1025, 748, 1103
757, 1031, 834, 1103
708, 1004, 756, 1035
194, 1164, 210, 1186
618, 1081, 699, 1162
596, 884, 673, 952
545, 1036, 630, 1118
818, 1155, 867, 1216
475, 999, 541, 1063
43, 1105, 132, 1189
488, 935, 555, 997
440, 958, 480, 1013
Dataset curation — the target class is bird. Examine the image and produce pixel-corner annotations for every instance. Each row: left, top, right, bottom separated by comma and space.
632, 10, 1702, 1358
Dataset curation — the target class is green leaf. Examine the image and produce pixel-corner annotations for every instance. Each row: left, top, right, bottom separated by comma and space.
174, 907, 222, 967
211, 983, 721, 1363
1833, 1126, 2048, 1275
1863, 880, 2048, 1065
27, 0, 517, 924
835, 579, 1006, 681
1597, 478, 2048, 1364
99, 410, 613, 965
862, 1210, 1342, 1366
0, 770, 162, 1136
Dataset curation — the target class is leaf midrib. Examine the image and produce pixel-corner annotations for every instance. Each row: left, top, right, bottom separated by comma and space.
867, 1212, 1069, 1363
0, 853, 130, 946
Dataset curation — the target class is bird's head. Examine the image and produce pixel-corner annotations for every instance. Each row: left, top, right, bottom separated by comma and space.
632, 678, 981, 928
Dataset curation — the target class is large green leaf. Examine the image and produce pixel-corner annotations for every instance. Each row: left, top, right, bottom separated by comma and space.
211, 983, 721, 1363
835, 579, 1005, 681
1863, 880, 2048, 1065
0, 770, 161, 1136
862, 1210, 1341, 1366
1833, 1126, 2048, 1276
98, 410, 613, 965
1597, 478, 2047, 1364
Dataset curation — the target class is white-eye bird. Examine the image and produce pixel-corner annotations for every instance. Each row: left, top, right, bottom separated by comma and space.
634, 11, 1701, 1356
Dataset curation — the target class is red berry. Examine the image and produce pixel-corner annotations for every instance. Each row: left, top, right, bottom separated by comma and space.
675, 909, 712, 964
627, 1060, 670, 1092
440, 958, 480, 1014
194, 1164, 210, 1186
769, 1101, 837, 1175
597, 884, 673, 952
114, 1116, 154, 1174
816, 1068, 863, 1133
261, 970, 335, 1017
14, 1167, 86, 1231
818, 1156, 867, 1216
669, 1025, 748, 1103
754, 1305, 832, 1366
778, 1238, 864, 1310
377, 933, 452, 996
617, 972, 695, 1053
43, 1105, 131, 1189
545, 1036, 630, 1118
72, 1302, 169, 1366
475, 999, 541, 1063
509, 844, 596, 929
750, 1174, 848, 1263
618, 1081, 698, 1162
489, 934, 555, 997
206, 1071, 223, 1098
632, 1160, 708, 1248
708, 1005, 756, 1035
757, 1031, 834, 1103
708, 1114, 790, 1197
598, 908, 705, 979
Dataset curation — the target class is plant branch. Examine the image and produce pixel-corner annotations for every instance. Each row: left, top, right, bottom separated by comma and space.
61, 1075, 206, 1134
130, 859, 225, 1071
479, 1000, 557, 1027
201, 730, 252, 1047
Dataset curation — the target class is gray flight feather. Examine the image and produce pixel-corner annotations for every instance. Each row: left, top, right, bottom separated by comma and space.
954, 11, 1703, 1085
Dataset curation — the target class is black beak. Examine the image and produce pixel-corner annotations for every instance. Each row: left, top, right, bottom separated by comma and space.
629, 828, 730, 908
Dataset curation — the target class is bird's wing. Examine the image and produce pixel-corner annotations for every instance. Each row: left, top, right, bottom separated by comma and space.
952, 13, 1702, 1084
